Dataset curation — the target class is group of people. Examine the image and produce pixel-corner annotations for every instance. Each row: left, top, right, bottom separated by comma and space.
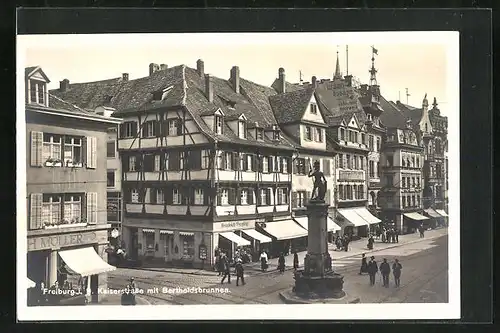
215, 251, 246, 286
334, 234, 352, 252
120, 278, 137, 305
359, 254, 403, 287
377, 226, 400, 243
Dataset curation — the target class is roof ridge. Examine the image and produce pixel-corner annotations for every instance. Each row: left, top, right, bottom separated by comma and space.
49, 93, 89, 113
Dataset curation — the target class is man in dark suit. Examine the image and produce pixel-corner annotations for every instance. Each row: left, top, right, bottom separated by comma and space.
220, 254, 231, 284
367, 256, 378, 286
380, 258, 391, 287
392, 258, 403, 287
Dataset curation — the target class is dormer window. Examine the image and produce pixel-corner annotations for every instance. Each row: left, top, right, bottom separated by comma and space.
29, 80, 46, 105
238, 120, 247, 139
367, 114, 373, 121
215, 115, 223, 135
310, 104, 318, 114
273, 129, 280, 141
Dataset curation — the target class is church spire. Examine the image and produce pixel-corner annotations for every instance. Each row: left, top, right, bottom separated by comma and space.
369, 45, 378, 86
432, 97, 438, 109
334, 48, 342, 79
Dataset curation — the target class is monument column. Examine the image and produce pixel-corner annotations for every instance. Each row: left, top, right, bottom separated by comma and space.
304, 201, 330, 276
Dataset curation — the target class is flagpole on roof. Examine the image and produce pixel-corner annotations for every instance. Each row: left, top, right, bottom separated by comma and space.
346, 45, 349, 76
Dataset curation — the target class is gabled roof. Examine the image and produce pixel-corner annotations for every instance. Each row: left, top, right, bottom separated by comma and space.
25, 66, 51, 83
268, 87, 316, 124
392, 101, 422, 126
379, 96, 411, 129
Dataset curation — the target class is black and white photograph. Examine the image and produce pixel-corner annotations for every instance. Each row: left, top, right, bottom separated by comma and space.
17, 31, 460, 321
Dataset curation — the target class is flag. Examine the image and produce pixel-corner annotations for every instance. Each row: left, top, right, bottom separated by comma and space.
372, 46, 378, 55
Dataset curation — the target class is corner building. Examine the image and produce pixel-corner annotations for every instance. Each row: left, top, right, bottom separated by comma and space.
25, 67, 121, 304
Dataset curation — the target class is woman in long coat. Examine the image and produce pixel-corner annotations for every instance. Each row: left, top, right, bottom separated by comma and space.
293, 252, 299, 270
278, 253, 286, 273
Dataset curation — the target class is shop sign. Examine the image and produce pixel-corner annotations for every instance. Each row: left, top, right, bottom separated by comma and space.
215, 220, 255, 231
28, 231, 105, 251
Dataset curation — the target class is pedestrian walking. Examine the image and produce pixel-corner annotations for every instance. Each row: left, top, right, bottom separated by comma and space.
220, 254, 231, 284
392, 258, 402, 287
367, 256, 378, 286
359, 253, 368, 275
367, 235, 374, 250
216, 253, 224, 276
380, 258, 391, 287
235, 258, 245, 286
293, 252, 299, 271
260, 250, 268, 272
395, 229, 399, 243
278, 253, 286, 273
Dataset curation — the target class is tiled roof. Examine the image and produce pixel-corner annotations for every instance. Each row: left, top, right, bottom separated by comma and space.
271, 79, 304, 94
268, 87, 315, 124
50, 64, 295, 150
379, 96, 410, 129
393, 101, 422, 126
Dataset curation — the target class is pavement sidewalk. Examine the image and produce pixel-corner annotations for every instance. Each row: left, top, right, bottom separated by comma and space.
123, 228, 447, 277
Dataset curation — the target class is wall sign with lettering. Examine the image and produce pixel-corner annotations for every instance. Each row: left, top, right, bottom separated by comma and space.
28, 231, 107, 251
213, 220, 255, 232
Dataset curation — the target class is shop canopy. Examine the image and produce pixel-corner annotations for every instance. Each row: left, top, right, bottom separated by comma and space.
293, 216, 341, 232
26, 277, 36, 288
424, 208, 442, 218
403, 212, 429, 221
219, 232, 251, 247
261, 219, 308, 240
337, 208, 370, 227
354, 208, 381, 225
58, 246, 116, 277
241, 229, 272, 244
435, 209, 449, 217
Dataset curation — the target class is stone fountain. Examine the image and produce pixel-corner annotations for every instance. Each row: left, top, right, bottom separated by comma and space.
279, 161, 360, 304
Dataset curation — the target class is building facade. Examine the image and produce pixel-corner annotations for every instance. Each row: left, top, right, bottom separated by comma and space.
51, 61, 311, 268
25, 67, 121, 304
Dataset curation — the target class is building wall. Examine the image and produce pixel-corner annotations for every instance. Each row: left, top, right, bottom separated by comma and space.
106, 128, 121, 192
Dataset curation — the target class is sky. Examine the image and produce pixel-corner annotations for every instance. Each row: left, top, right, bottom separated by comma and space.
19, 32, 457, 114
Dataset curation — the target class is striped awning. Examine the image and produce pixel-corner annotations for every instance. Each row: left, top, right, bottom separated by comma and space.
424, 208, 441, 218
404, 212, 429, 221
241, 229, 272, 243
179, 231, 194, 236
219, 232, 251, 247
142, 228, 155, 233
160, 230, 174, 235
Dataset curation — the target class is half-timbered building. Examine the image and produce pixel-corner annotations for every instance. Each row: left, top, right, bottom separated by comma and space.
51, 61, 303, 268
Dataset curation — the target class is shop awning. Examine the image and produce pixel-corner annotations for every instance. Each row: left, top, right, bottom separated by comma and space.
261, 219, 308, 240
424, 208, 441, 218
327, 217, 341, 232
293, 216, 308, 230
354, 208, 381, 225
241, 229, 272, 243
435, 209, 448, 217
159, 230, 174, 235
179, 232, 194, 236
142, 228, 155, 233
404, 212, 429, 221
294, 216, 340, 232
27, 277, 36, 288
58, 246, 116, 277
337, 208, 370, 227
219, 232, 251, 247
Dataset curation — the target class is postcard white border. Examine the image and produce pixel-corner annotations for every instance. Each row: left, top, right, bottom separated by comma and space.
17, 31, 460, 321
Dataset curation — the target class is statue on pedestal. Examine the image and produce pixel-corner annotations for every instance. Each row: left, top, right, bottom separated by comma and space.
308, 160, 327, 201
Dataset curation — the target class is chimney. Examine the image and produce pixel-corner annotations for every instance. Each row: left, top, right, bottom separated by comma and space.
205, 74, 213, 103
312, 76, 317, 88
122, 73, 129, 81
230, 66, 240, 94
149, 63, 159, 76
278, 68, 286, 94
197, 59, 204, 77
59, 79, 69, 92
159, 64, 168, 71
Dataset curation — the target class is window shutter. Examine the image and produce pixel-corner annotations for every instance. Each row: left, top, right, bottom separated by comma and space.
266, 189, 272, 205
176, 120, 183, 136
236, 189, 242, 205
141, 123, 147, 137
232, 153, 239, 170
228, 188, 236, 205
291, 192, 298, 209
268, 156, 273, 173
132, 122, 138, 137
287, 158, 292, 174
86, 192, 97, 224
292, 159, 298, 174
247, 189, 254, 204
323, 159, 330, 176
170, 151, 179, 170
192, 150, 202, 170
29, 193, 43, 230
86, 136, 97, 169
30, 131, 43, 167
154, 121, 160, 136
